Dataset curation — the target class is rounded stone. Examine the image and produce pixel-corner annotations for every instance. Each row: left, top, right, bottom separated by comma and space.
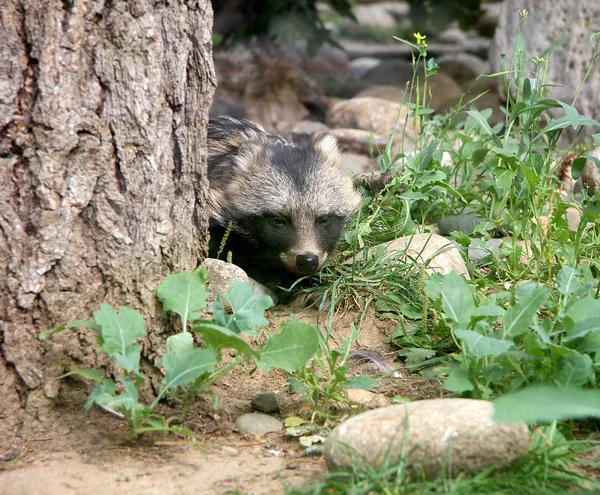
235, 413, 283, 435
324, 399, 530, 479
251, 392, 281, 414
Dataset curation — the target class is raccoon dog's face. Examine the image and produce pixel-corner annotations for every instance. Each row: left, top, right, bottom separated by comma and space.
209, 132, 361, 276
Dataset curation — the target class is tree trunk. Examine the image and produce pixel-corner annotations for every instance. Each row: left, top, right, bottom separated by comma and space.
0, 0, 215, 460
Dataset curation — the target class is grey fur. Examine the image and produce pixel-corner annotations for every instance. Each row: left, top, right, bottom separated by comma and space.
207, 115, 362, 276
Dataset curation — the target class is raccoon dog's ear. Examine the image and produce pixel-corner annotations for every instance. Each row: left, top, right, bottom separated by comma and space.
312, 133, 341, 166
232, 141, 265, 173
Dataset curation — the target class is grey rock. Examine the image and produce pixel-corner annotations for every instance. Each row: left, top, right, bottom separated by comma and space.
349, 57, 381, 80
203, 258, 278, 308
356, 85, 405, 104
371, 233, 470, 279
340, 152, 379, 176
490, 0, 600, 142
438, 27, 468, 46
291, 120, 330, 137
328, 127, 390, 154
437, 53, 488, 87
251, 392, 281, 414
468, 238, 504, 263
327, 97, 418, 141
477, 2, 502, 37
324, 399, 529, 479
235, 413, 283, 435
438, 214, 485, 236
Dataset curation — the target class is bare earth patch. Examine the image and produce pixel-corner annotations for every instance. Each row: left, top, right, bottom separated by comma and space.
1, 306, 442, 495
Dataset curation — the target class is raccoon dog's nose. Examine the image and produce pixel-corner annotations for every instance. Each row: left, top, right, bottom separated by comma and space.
296, 254, 319, 274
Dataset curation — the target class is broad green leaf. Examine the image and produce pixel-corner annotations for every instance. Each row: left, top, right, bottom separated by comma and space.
556, 266, 581, 295
94, 304, 146, 357
214, 281, 273, 334
191, 321, 257, 357
565, 298, 600, 324
113, 344, 141, 374
455, 329, 514, 358
503, 286, 549, 337
166, 332, 195, 356
564, 317, 600, 342
85, 379, 116, 412
542, 116, 572, 134
157, 269, 208, 330
441, 271, 474, 328
558, 101, 580, 128
472, 305, 505, 319
572, 155, 600, 180
159, 347, 216, 388
443, 367, 474, 393
494, 386, 600, 423
397, 348, 436, 366
257, 320, 319, 373
57, 368, 105, 382
593, 132, 600, 146
343, 376, 377, 390
552, 354, 594, 387
102, 378, 145, 412
39, 319, 101, 340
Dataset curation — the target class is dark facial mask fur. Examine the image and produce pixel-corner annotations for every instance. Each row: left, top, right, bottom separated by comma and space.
207, 116, 361, 285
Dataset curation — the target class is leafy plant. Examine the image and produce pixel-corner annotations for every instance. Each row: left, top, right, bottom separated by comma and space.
422, 266, 600, 399
288, 324, 377, 420
41, 268, 320, 441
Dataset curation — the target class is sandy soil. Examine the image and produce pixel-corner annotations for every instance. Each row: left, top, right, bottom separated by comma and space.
0, 306, 442, 495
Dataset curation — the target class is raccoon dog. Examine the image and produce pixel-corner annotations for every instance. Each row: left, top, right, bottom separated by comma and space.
207, 115, 362, 286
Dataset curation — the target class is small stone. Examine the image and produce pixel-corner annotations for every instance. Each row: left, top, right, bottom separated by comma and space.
251, 392, 281, 414
349, 57, 381, 80
438, 214, 486, 236
346, 389, 392, 408
203, 258, 278, 309
468, 238, 504, 263
327, 97, 418, 141
291, 120, 330, 137
438, 27, 468, 46
235, 413, 283, 435
324, 399, 529, 479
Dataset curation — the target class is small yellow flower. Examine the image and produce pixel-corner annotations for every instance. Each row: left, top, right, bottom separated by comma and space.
413, 32, 427, 45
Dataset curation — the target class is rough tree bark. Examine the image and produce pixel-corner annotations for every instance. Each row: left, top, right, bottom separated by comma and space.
0, 0, 215, 460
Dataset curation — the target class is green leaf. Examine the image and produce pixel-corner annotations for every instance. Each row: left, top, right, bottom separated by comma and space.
398, 348, 436, 366
454, 329, 514, 358
343, 376, 377, 390
214, 281, 274, 334
572, 155, 600, 180
157, 269, 208, 330
85, 379, 116, 412
493, 386, 600, 423
441, 271, 474, 328
191, 321, 257, 357
513, 32, 526, 89
257, 320, 319, 373
564, 317, 600, 342
39, 320, 101, 340
556, 266, 581, 295
159, 347, 216, 388
166, 332, 195, 356
113, 344, 142, 374
57, 368, 105, 382
94, 304, 146, 357
443, 367, 474, 393
503, 286, 549, 337
466, 110, 500, 145
558, 101, 580, 128
565, 298, 600, 324
472, 305, 505, 319
552, 354, 594, 387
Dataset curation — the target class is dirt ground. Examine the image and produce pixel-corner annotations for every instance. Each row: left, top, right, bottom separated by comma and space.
0, 306, 442, 495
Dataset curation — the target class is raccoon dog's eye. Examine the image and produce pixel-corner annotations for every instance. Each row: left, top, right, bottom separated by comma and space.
316, 216, 332, 226
270, 216, 288, 227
